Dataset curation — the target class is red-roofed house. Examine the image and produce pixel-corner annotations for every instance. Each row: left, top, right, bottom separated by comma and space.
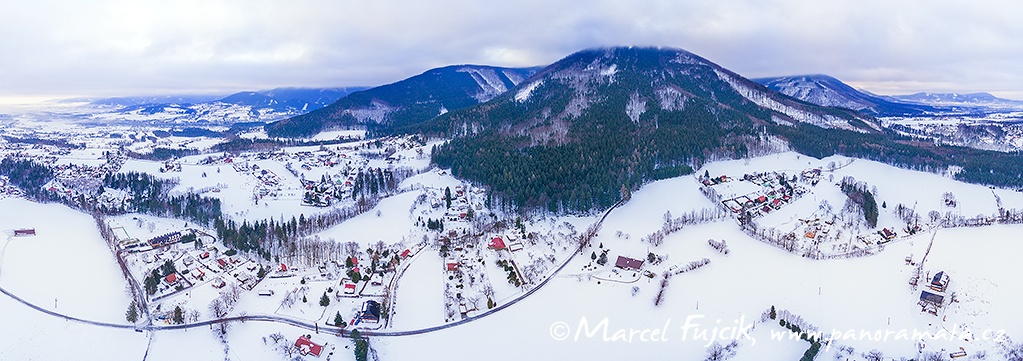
294, 335, 324, 357
614, 256, 644, 271
400, 249, 411, 258
489, 237, 506, 250
279, 263, 288, 272
446, 260, 459, 271
164, 273, 178, 284
217, 258, 228, 269
344, 283, 356, 294
350, 257, 359, 266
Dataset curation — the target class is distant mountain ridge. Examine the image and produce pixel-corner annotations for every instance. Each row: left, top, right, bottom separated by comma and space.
78, 87, 367, 125
753, 74, 940, 116
889, 92, 1023, 110
264, 65, 541, 138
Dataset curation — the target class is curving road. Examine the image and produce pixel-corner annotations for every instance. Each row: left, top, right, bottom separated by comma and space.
0, 200, 623, 338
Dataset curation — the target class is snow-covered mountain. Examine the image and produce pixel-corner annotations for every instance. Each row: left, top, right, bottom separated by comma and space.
889, 92, 1023, 110
265, 65, 541, 137
81, 87, 366, 125
754, 74, 938, 116
427, 46, 879, 211
434, 47, 878, 139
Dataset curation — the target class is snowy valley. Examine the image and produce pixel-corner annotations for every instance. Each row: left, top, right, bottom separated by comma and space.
3, 117, 1023, 361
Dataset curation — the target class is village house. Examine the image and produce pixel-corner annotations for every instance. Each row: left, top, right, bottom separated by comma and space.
488, 237, 506, 250
615, 256, 644, 271
360, 300, 381, 323
930, 271, 950, 292
879, 228, 897, 241
294, 335, 325, 357
190, 268, 205, 280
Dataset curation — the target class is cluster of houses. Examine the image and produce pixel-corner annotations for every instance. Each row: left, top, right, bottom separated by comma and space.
801, 168, 822, 185
46, 161, 121, 197
800, 218, 833, 240
442, 184, 483, 222
0, 177, 24, 197
487, 234, 524, 252
300, 166, 392, 208
918, 271, 951, 315
158, 161, 182, 173
712, 171, 804, 219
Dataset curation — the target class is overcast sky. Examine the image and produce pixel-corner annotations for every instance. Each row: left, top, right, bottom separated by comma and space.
3, 0, 1023, 102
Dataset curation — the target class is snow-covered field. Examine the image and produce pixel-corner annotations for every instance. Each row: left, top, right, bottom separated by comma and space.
0, 198, 132, 323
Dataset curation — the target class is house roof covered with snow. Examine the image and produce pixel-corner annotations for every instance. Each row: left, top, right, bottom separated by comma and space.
920, 290, 944, 305
294, 335, 324, 357
615, 256, 644, 270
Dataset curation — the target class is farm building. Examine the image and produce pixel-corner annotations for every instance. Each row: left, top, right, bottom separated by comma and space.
13, 228, 36, 237
919, 290, 945, 315
148, 231, 182, 248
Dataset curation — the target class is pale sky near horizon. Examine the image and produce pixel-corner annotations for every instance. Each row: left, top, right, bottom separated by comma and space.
3, 0, 1023, 102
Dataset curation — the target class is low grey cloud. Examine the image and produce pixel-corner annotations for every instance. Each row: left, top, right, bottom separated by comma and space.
2, 0, 1022, 100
